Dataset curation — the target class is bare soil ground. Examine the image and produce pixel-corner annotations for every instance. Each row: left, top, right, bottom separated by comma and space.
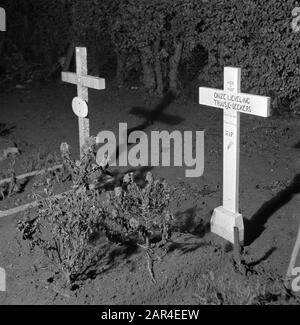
0, 80, 300, 304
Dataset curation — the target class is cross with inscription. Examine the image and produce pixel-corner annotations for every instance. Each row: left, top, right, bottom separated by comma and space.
62, 47, 105, 157
199, 67, 271, 244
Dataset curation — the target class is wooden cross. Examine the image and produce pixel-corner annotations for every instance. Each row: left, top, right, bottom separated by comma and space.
62, 47, 105, 157
199, 67, 271, 243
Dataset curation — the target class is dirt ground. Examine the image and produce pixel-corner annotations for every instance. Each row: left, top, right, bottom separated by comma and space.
0, 79, 300, 305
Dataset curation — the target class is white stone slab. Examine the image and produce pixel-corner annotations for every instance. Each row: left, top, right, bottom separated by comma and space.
211, 206, 244, 244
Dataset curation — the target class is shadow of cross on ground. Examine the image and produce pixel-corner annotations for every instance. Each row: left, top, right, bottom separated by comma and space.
293, 140, 300, 149
0, 123, 15, 137
128, 91, 185, 132
244, 173, 300, 246
111, 91, 185, 162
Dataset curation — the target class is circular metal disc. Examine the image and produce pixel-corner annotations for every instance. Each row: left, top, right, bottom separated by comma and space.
72, 97, 88, 118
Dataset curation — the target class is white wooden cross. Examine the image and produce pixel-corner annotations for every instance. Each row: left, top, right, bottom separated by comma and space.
62, 47, 105, 157
199, 67, 271, 244
0, 7, 5, 31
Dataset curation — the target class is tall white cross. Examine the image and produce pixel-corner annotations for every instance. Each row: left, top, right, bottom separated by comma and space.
62, 47, 105, 157
199, 67, 271, 244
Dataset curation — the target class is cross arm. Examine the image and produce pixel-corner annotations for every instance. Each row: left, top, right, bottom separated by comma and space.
61, 72, 77, 85
61, 72, 105, 90
82, 75, 105, 90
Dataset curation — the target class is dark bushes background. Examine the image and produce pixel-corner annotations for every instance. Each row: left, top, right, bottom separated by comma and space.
2, 0, 300, 113
200, 0, 300, 113
3, 0, 72, 64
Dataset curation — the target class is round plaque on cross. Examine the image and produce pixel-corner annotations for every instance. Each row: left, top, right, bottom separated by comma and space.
72, 97, 88, 118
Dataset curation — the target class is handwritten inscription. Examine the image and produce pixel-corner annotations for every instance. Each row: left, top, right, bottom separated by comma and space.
225, 131, 234, 137
214, 92, 251, 113
226, 80, 235, 92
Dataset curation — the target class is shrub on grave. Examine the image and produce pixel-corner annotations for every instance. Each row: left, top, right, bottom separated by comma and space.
17, 139, 110, 284
199, 0, 300, 114
103, 172, 174, 282
18, 190, 108, 284
105, 172, 173, 247
17, 138, 175, 285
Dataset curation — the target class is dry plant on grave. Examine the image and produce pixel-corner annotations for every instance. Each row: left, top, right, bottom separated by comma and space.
18, 189, 109, 284
17, 137, 176, 284
105, 172, 174, 282
31, 159, 65, 196
59, 138, 109, 191
17, 137, 111, 285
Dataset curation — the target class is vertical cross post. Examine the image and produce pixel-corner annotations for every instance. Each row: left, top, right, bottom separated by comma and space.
199, 67, 270, 244
62, 47, 105, 157
223, 68, 241, 214
75, 47, 89, 156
